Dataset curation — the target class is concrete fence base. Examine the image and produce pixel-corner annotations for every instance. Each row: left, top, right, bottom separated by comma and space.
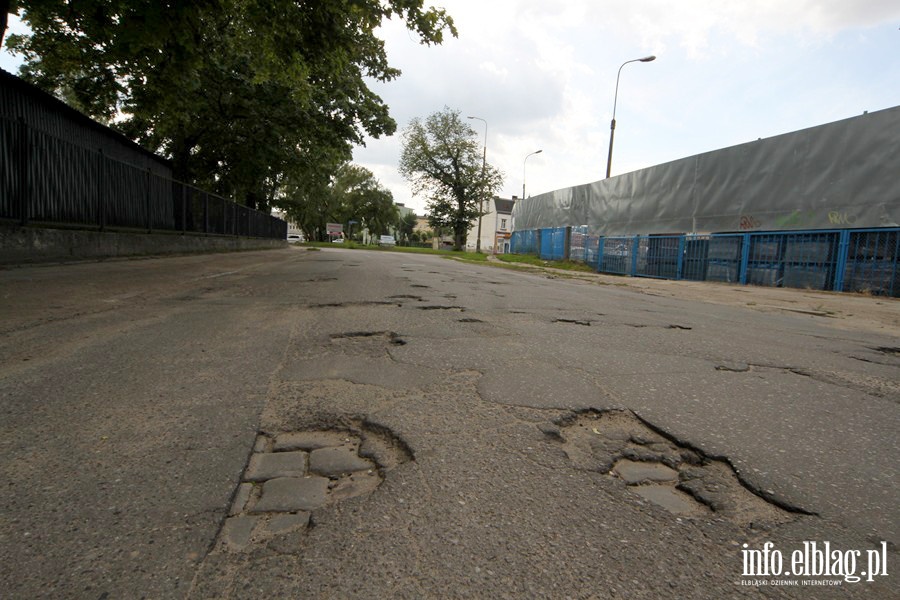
0, 224, 286, 265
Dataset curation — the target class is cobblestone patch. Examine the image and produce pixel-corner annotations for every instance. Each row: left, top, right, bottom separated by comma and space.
216, 423, 411, 553
551, 410, 800, 527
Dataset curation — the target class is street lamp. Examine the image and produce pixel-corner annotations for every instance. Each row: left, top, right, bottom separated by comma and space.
605, 55, 656, 179
467, 116, 487, 253
523, 149, 542, 200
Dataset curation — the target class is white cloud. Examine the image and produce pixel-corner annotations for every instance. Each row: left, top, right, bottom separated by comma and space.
353, 0, 900, 214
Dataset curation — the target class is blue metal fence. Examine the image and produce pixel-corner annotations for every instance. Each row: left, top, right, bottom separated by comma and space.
569, 226, 601, 269
635, 236, 682, 279
539, 227, 566, 260
510, 229, 537, 254
599, 236, 634, 275
516, 226, 900, 297
843, 229, 898, 296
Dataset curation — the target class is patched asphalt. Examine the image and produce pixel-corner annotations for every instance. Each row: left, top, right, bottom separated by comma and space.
0, 247, 897, 598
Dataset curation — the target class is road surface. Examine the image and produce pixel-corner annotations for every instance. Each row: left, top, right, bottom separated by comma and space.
1, 247, 897, 598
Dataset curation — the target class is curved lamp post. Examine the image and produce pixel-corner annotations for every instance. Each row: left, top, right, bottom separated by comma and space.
523, 149, 542, 200
467, 116, 487, 252
605, 55, 655, 179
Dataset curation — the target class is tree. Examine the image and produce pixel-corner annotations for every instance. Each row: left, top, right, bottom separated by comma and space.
397, 211, 418, 245
399, 107, 503, 250
7, 1, 456, 210
282, 162, 396, 242
1, 1, 19, 47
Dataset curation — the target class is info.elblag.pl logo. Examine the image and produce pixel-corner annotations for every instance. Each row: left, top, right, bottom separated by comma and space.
739, 541, 890, 587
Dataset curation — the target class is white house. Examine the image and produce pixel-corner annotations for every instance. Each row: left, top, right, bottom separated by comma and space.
465, 196, 516, 254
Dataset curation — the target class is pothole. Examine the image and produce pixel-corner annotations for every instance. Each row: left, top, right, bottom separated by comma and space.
550, 410, 807, 526
309, 300, 399, 309
217, 423, 412, 552
458, 318, 484, 323
554, 318, 591, 326
871, 346, 900, 357
330, 331, 406, 347
715, 363, 810, 378
387, 294, 424, 301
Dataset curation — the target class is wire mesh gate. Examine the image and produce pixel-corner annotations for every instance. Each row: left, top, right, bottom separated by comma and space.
510, 226, 900, 297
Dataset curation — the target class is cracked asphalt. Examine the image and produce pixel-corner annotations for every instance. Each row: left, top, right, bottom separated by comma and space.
0, 246, 897, 599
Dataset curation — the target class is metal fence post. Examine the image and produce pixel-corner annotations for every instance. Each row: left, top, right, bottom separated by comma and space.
630, 236, 640, 276
181, 185, 187, 233
739, 234, 751, 285
18, 118, 30, 225
833, 230, 851, 292
676, 235, 686, 280
146, 168, 152, 233
203, 192, 209, 234
98, 150, 106, 231
596, 237, 605, 273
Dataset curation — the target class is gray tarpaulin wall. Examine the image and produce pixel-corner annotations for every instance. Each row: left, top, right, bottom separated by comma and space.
512, 106, 900, 235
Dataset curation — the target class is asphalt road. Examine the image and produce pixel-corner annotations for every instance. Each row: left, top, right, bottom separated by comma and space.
0, 247, 897, 599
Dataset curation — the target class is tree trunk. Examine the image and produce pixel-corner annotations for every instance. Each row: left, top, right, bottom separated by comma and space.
0, 1, 11, 49
170, 135, 197, 184
452, 224, 466, 251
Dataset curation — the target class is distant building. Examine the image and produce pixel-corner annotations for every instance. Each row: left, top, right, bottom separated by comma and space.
414, 216, 431, 235
271, 209, 303, 238
466, 196, 516, 253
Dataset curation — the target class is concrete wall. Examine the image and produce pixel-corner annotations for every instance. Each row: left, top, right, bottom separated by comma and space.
0, 225, 286, 265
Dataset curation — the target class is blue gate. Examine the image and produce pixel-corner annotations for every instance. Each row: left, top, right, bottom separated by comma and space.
539, 227, 566, 260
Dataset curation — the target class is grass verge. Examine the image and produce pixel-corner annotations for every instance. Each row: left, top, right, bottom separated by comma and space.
495, 254, 596, 272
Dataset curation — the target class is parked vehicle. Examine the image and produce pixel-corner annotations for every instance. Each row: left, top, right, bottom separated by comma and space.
378, 235, 396, 246
287, 233, 304, 243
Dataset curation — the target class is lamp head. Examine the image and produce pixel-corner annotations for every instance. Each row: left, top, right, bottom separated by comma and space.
640, 55, 656, 62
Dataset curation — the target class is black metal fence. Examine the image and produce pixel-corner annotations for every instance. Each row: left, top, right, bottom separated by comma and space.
1, 115, 287, 240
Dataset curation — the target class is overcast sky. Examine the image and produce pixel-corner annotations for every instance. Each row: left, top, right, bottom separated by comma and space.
353, 0, 900, 214
3, 2, 899, 216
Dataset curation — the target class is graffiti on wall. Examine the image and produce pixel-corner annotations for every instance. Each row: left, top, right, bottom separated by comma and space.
739, 215, 761, 230
828, 211, 857, 226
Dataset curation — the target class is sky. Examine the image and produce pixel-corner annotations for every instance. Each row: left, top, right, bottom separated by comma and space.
3, 2, 899, 216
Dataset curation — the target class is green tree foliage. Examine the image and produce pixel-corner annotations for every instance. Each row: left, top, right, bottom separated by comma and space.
397, 211, 418, 245
7, 1, 456, 210
283, 162, 397, 242
399, 107, 503, 250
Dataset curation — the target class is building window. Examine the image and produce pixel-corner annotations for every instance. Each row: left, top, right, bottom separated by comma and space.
500, 218, 507, 230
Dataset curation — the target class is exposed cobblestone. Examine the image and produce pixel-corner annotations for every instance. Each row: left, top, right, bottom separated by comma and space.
273, 431, 348, 452
251, 476, 330, 513
216, 426, 409, 553
309, 446, 375, 477
245, 451, 309, 481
